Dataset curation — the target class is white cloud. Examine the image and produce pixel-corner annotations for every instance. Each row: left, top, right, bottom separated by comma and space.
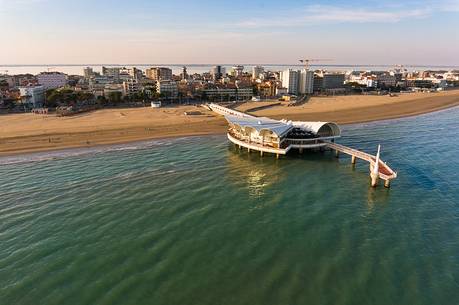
438, 0, 459, 11
0, 0, 46, 14
236, 5, 432, 28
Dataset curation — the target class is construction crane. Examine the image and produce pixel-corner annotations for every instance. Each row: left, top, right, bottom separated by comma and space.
299, 59, 333, 70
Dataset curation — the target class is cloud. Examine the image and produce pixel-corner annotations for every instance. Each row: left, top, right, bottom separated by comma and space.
236, 5, 432, 28
0, 0, 46, 13
437, 0, 459, 11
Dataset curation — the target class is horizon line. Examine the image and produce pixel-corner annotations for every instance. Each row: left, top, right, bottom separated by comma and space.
1, 63, 459, 68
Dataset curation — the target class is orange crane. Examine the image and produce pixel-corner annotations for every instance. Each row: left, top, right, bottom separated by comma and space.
299, 59, 333, 70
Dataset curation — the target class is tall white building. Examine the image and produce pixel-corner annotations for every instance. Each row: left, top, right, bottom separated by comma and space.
281, 69, 299, 94
36, 72, 67, 90
252, 66, 264, 80
19, 85, 45, 107
298, 69, 314, 94
232, 65, 244, 78
211, 66, 226, 81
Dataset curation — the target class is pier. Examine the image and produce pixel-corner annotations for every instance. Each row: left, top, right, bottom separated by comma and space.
326, 142, 397, 188
209, 103, 398, 188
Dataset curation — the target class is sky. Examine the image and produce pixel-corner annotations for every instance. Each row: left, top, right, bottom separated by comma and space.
0, 0, 458, 65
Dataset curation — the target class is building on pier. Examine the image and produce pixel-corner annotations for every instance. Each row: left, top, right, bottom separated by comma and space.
209, 103, 397, 187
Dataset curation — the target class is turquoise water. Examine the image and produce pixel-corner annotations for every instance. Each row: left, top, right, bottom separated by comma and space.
1, 108, 459, 305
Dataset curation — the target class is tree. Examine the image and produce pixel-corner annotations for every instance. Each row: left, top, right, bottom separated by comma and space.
96, 95, 107, 105
108, 91, 122, 104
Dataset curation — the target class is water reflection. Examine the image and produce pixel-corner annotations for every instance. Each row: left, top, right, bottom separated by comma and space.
225, 146, 285, 198
365, 182, 391, 213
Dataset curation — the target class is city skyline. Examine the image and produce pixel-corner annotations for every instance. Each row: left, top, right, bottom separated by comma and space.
1, 0, 459, 65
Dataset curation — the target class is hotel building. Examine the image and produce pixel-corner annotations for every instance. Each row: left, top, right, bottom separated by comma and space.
298, 69, 314, 94
157, 80, 178, 99
281, 69, 299, 94
146, 67, 173, 81
36, 72, 67, 90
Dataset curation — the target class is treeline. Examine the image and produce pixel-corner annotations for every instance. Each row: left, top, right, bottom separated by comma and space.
45, 89, 95, 107
45, 89, 158, 108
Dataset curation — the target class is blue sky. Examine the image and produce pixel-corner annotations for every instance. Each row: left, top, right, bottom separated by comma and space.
1, 0, 458, 65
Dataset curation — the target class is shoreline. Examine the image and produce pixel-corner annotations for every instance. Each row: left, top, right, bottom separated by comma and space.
1, 91, 459, 157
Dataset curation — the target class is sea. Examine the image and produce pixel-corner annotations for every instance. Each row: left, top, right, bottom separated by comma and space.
0, 107, 458, 305
1, 64, 459, 76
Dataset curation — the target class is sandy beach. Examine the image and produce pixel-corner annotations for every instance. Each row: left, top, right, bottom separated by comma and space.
1, 90, 459, 156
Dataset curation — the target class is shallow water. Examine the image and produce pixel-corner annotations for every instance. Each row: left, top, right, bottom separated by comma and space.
1, 108, 458, 305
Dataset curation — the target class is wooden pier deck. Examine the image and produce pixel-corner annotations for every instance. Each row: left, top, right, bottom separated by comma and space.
326, 142, 397, 187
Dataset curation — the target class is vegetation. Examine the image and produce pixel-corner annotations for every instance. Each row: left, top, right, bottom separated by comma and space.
45, 89, 94, 107
107, 91, 122, 104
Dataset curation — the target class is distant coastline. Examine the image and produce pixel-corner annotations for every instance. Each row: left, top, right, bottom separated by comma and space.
2, 63, 459, 76
1, 90, 459, 157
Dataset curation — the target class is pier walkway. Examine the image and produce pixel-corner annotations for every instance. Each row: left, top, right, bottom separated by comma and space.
326, 142, 397, 187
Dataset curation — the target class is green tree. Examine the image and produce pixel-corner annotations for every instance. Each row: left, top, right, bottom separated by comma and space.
108, 91, 122, 104
96, 95, 107, 105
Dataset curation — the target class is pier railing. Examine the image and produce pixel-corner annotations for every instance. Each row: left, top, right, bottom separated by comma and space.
326, 142, 397, 185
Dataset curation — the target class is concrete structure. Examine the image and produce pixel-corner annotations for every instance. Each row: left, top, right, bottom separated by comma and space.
232, 65, 244, 78
19, 85, 45, 108
298, 69, 314, 94
83, 67, 95, 79
327, 142, 396, 187
313, 75, 323, 92
102, 67, 121, 81
203, 87, 253, 100
146, 67, 172, 81
211, 66, 226, 81
257, 81, 277, 97
281, 69, 299, 95
128, 67, 143, 81
252, 66, 264, 80
323, 73, 345, 89
276, 87, 288, 96
103, 84, 124, 99
122, 79, 140, 96
181, 66, 188, 80
36, 72, 67, 90
209, 103, 397, 187
376, 74, 397, 87
157, 80, 178, 99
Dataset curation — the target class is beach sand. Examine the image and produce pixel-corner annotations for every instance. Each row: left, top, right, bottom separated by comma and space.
1, 90, 459, 156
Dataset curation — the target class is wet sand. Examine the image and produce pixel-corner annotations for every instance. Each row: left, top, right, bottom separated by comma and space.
1, 90, 459, 156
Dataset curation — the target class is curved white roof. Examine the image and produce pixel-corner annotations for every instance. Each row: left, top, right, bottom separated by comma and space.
225, 115, 293, 137
289, 121, 341, 137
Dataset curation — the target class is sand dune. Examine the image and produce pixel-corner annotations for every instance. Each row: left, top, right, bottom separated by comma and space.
1, 90, 459, 156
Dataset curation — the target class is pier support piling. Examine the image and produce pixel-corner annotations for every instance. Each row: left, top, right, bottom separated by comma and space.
260, 151, 264, 157
335, 150, 340, 158
299, 148, 303, 154
370, 173, 379, 187
384, 180, 391, 188
276, 153, 280, 159
351, 155, 356, 164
